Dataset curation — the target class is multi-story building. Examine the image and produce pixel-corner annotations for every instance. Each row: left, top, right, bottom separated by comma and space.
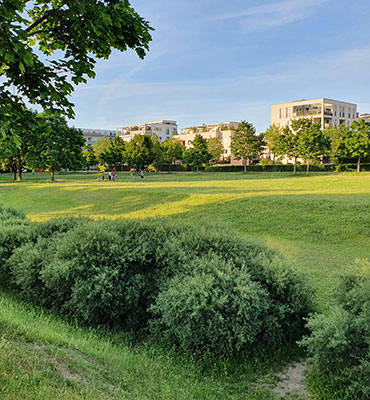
81, 128, 116, 147
359, 113, 370, 123
175, 122, 242, 165
116, 120, 178, 143
271, 98, 358, 129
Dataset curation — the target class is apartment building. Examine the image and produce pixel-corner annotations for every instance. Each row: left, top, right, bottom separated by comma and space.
271, 98, 358, 129
360, 113, 370, 123
175, 122, 242, 165
116, 120, 178, 143
81, 128, 116, 147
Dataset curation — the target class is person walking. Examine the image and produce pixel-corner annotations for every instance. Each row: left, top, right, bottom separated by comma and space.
102, 171, 105, 181
108, 171, 112, 181
140, 169, 144, 179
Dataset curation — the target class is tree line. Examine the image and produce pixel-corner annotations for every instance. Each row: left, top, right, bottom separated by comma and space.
265, 118, 370, 174
2, 111, 370, 180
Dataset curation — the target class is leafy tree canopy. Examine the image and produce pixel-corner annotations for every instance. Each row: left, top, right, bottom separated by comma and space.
207, 137, 224, 164
0, 107, 40, 180
298, 121, 329, 175
183, 134, 211, 172
123, 134, 156, 169
102, 136, 126, 169
230, 121, 264, 172
28, 114, 85, 180
92, 136, 111, 164
0, 0, 153, 129
160, 137, 183, 170
82, 145, 98, 170
345, 119, 370, 172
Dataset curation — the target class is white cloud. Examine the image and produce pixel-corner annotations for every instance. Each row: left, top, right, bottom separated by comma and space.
208, 0, 329, 30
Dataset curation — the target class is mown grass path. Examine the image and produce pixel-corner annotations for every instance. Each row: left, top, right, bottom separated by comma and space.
1, 171, 370, 306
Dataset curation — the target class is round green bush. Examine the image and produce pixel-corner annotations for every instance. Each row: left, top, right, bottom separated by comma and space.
301, 260, 370, 399
5, 213, 313, 356
149, 256, 273, 356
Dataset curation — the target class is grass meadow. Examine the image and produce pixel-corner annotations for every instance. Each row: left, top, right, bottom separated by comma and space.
1, 171, 369, 399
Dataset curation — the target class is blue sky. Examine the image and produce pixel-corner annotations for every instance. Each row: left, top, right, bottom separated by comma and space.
70, 0, 370, 132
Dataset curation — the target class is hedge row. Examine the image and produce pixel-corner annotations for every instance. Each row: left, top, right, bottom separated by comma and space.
203, 163, 370, 173
0, 206, 313, 357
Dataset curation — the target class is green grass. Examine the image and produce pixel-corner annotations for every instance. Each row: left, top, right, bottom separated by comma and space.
0, 289, 295, 400
1, 171, 369, 306
1, 170, 369, 399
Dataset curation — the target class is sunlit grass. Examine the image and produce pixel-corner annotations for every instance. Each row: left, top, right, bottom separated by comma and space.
1, 171, 370, 306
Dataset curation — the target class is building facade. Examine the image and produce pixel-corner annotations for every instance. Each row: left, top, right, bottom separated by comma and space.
359, 113, 370, 123
116, 120, 178, 143
81, 128, 116, 147
175, 122, 242, 165
271, 98, 358, 129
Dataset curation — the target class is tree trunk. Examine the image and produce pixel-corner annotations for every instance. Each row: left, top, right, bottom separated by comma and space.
168, 162, 170, 172
17, 165, 22, 181
243, 159, 246, 173
293, 156, 297, 175
197, 166, 199, 173
306, 160, 310, 176
51, 168, 55, 181
357, 156, 361, 173
13, 169, 17, 181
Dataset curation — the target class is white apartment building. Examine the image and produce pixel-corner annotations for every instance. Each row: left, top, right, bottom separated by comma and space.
175, 122, 243, 165
271, 98, 358, 129
81, 128, 116, 147
116, 120, 178, 143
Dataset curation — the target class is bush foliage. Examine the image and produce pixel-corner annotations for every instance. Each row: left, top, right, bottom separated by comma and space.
301, 259, 370, 399
1, 207, 313, 357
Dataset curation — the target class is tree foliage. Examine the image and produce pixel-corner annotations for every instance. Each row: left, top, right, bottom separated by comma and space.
0, 0, 153, 132
102, 136, 125, 169
28, 114, 84, 181
230, 121, 264, 172
298, 121, 330, 175
183, 134, 211, 172
82, 145, 98, 170
160, 137, 183, 171
207, 137, 224, 164
123, 134, 156, 169
345, 120, 370, 172
92, 136, 111, 164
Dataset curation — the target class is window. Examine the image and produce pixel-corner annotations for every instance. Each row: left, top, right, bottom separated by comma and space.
279, 108, 284, 118
166, 129, 169, 134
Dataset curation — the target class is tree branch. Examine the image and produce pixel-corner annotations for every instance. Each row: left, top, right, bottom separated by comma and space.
25, 5, 64, 34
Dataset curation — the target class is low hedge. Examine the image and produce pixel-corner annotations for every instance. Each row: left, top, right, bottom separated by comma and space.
204, 163, 370, 173
1, 208, 313, 356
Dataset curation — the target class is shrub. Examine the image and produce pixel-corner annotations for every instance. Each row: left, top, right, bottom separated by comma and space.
8, 217, 88, 302
150, 256, 272, 356
300, 260, 370, 399
150, 252, 313, 356
0, 207, 31, 284
4, 212, 313, 357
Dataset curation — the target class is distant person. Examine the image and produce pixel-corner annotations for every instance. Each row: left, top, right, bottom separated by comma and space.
108, 171, 112, 181
130, 170, 134, 178
113, 171, 116, 181
102, 171, 105, 181
140, 169, 144, 179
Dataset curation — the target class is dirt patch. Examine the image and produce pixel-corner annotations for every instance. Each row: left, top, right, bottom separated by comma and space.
273, 362, 310, 399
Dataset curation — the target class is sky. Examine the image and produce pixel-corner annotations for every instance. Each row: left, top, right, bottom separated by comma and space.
70, 0, 370, 133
